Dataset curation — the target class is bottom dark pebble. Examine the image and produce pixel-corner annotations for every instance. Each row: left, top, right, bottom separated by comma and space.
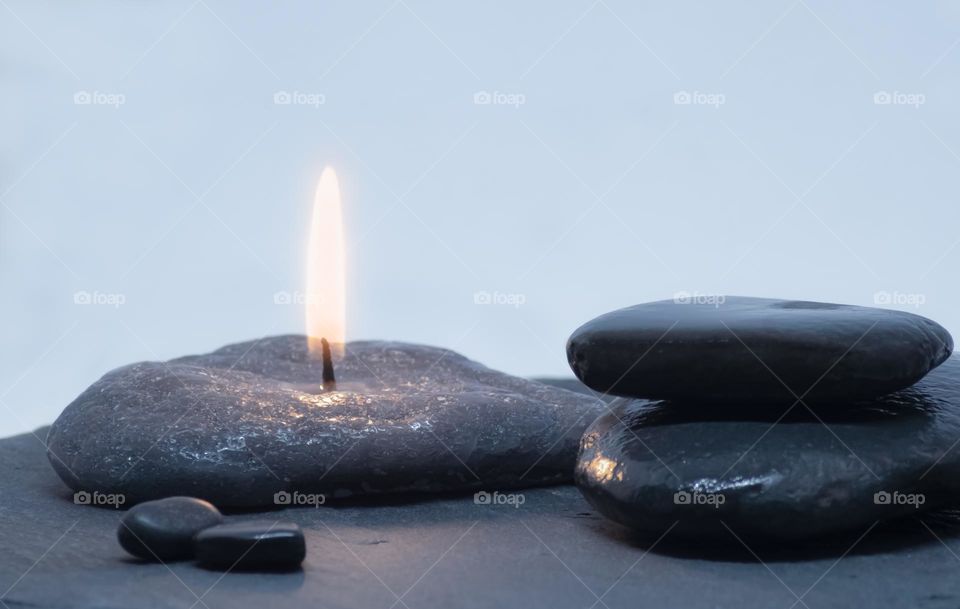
194, 521, 306, 571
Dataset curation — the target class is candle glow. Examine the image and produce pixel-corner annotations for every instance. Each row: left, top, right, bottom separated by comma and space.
306, 167, 346, 360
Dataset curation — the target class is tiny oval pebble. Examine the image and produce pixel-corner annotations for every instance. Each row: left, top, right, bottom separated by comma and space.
117, 496, 223, 561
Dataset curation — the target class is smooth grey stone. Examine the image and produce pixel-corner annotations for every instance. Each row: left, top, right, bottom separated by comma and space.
117, 496, 222, 560
575, 355, 960, 542
195, 521, 305, 570
46, 337, 602, 506
567, 296, 953, 403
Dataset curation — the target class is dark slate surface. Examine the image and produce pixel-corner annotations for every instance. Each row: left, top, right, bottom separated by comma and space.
5, 424, 960, 609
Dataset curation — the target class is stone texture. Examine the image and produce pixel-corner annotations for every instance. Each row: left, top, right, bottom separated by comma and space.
46, 337, 603, 506
195, 521, 306, 570
575, 356, 960, 542
117, 496, 223, 560
5, 425, 960, 609
567, 297, 953, 403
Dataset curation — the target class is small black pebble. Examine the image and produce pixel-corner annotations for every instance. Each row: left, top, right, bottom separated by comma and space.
194, 521, 305, 570
118, 496, 223, 561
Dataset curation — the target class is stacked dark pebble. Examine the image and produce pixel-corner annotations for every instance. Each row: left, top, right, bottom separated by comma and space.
118, 497, 305, 570
568, 296, 956, 542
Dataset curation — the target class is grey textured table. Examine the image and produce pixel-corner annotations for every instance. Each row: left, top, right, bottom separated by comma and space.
4, 421, 960, 609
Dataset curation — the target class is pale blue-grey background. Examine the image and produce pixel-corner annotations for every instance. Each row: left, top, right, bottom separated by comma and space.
2, 1, 959, 436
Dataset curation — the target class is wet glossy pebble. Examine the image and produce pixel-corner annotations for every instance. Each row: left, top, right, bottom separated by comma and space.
195, 521, 306, 570
567, 296, 952, 403
117, 496, 223, 561
575, 357, 960, 542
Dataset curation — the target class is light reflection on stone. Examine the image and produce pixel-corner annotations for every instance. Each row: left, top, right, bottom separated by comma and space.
47, 337, 604, 505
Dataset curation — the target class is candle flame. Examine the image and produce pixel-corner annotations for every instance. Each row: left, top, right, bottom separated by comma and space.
306, 167, 346, 358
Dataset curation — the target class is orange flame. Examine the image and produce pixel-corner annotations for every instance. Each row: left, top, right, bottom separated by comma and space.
306, 167, 346, 358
